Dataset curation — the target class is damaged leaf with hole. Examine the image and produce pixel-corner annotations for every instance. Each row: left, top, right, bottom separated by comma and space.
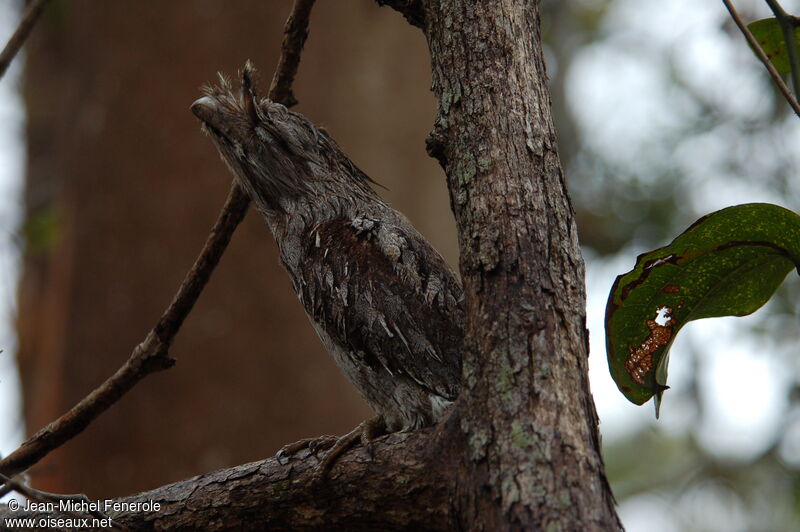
605, 203, 800, 413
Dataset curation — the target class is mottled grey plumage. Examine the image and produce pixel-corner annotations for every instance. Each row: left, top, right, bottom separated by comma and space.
191, 64, 463, 433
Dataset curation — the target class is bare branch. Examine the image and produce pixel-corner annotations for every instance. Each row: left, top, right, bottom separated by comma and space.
0, 182, 250, 478
0, 0, 51, 80
722, 0, 800, 117
269, 0, 317, 107
0, 431, 453, 532
0, 473, 124, 530
152, 183, 250, 343
0, 330, 174, 479
0, 0, 316, 484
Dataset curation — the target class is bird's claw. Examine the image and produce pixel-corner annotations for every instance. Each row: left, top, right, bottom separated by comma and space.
308, 436, 338, 453
275, 417, 386, 478
275, 435, 337, 465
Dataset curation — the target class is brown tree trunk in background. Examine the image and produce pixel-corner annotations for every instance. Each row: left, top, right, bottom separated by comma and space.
16, 0, 454, 497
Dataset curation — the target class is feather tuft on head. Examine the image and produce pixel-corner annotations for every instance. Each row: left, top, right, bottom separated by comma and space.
241, 60, 262, 125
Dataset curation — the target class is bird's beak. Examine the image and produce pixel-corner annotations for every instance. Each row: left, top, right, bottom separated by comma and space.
190, 96, 218, 125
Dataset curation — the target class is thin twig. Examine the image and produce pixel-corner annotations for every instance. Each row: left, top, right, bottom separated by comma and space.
269, 0, 317, 106
0, 473, 126, 529
722, 0, 800, 117
0, 0, 51, 80
764, 0, 800, 100
0, 0, 316, 484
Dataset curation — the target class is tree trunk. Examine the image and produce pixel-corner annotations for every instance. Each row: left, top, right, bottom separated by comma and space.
407, 1, 620, 528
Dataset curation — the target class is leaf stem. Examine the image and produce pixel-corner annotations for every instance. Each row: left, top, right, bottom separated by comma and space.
764, 0, 800, 100
721, 0, 800, 117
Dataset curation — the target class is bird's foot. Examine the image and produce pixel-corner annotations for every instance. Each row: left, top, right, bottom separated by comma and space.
275, 435, 339, 465
314, 416, 386, 478
275, 417, 387, 478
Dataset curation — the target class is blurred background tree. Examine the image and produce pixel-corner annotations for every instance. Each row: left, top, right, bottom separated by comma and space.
0, 0, 798, 530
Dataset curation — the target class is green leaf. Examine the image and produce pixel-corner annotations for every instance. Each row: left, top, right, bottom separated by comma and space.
747, 18, 800, 75
605, 203, 800, 413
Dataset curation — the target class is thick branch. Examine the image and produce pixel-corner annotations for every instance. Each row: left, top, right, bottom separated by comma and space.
0, 431, 453, 532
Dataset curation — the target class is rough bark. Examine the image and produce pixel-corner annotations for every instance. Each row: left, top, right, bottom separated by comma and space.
410, 1, 621, 529
0, 431, 454, 532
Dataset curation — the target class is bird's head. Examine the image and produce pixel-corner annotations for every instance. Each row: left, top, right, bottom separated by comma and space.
192, 61, 376, 214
